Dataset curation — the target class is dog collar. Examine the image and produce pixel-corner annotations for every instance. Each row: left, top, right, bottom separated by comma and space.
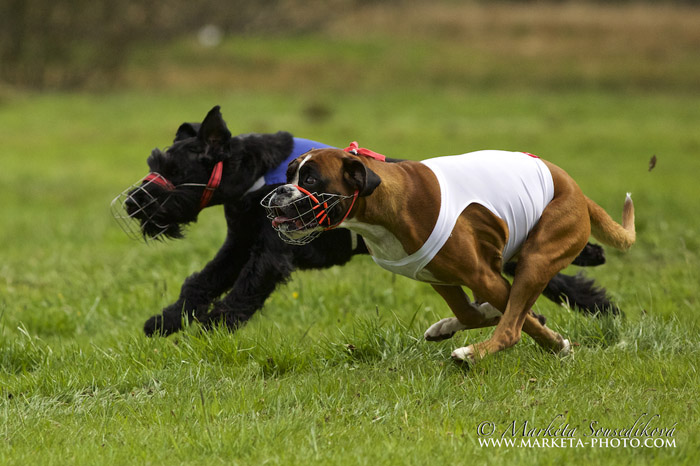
198, 161, 224, 210
344, 141, 386, 162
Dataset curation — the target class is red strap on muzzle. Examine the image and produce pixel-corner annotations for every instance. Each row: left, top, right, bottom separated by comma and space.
294, 185, 359, 230
142, 160, 224, 211
144, 173, 175, 190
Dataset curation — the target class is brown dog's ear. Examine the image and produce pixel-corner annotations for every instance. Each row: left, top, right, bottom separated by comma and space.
342, 157, 381, 196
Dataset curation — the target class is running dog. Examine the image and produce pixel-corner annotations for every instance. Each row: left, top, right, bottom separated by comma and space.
263, 144, 635, 363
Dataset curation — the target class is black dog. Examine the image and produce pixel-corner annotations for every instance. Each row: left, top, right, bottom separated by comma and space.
111, 106, 617, 337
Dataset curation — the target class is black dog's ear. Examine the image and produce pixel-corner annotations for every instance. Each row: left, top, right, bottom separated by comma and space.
342, 157, 381, 196
199, 106, 231, 147
174, 122, 200, 142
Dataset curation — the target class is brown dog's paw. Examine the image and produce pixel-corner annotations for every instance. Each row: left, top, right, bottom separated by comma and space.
451, 346, 476, 364
424, 317, 466, 342
557, 339, 572, 357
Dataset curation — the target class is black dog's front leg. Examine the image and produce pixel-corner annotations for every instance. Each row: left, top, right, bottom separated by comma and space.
202, 248, 296, 331
202, 227, 363, 331
143, 234, 251, 336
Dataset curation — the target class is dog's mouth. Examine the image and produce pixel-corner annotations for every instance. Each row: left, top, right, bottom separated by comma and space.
267, 207, 322, 244
270, 210, 318, 232
111, 174, 185, 241
260, 191, 329, 245
261, 188, 357, 245
111, 192, 180, 241
139, 215, 184, 240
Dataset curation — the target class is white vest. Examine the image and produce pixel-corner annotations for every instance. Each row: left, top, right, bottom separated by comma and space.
372, 151, 554, 282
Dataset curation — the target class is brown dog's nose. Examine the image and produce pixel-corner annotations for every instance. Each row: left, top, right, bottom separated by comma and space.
275, 185, 295, 196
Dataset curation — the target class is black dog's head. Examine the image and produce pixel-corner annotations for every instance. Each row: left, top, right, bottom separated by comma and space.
112, 106, 235, 240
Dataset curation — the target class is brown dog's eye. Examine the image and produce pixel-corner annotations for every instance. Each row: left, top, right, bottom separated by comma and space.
304, 175, 317, 186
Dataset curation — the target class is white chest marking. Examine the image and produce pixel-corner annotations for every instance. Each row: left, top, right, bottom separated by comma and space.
342, 218, 442, 283
343, 219, 407, 261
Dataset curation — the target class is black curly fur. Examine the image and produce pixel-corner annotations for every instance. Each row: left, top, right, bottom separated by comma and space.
143, 189, 366, 335
572, 242, 606, 267
127, 106, 618, 337
503, 260, 619, 316
541, 272, 620, 315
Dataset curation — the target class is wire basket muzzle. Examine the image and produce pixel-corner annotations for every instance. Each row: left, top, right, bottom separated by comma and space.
260, 188, 353, 245
110, 173, 174, 241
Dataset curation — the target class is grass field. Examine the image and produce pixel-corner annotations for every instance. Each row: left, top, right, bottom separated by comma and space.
2, 2, 700, 465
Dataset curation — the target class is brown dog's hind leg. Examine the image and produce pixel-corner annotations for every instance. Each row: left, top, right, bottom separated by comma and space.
447, 261, 571, 362
425, 281, 561, 350
452, 185, 589, 363
451, 265, 576, 362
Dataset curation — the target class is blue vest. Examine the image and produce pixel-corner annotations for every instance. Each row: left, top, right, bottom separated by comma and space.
263, 138, 335, 185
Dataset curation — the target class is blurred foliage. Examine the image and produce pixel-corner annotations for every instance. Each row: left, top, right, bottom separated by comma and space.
0, 0, 372, 89
1, 0, 699, 90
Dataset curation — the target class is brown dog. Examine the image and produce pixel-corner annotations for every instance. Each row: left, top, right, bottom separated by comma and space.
262, 145, 635, 363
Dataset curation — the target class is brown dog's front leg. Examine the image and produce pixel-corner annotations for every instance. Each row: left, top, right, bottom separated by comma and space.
424, 285, 501, 341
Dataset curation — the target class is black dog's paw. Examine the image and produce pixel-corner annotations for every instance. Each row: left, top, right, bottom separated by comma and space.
202, 310, 250, 332
143, 314, 180, 337
143, 315, 164, 336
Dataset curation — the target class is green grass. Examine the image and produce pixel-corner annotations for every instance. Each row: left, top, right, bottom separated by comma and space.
2, 3, 700, 464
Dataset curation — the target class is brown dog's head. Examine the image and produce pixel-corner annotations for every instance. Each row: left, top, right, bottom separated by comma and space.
261, 148, 382, 244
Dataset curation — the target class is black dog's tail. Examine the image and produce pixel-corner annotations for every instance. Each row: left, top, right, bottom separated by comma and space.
504, 243, 620, 316
538, 271, 620, 315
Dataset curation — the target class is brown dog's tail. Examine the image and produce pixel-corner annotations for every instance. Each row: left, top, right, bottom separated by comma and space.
587, 193, 636, 251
